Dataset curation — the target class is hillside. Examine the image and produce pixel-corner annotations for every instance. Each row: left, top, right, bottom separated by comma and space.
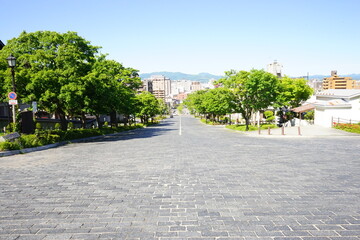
140, 72, 360, 82
139, 72, 223, 82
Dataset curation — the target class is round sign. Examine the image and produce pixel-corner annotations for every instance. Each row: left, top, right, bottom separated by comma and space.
8, 92, 17, 100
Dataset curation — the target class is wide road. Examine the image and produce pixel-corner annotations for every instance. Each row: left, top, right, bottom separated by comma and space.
1, 116, 360, 240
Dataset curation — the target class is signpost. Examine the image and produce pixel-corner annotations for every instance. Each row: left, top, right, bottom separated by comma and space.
9, 100, 18, 105
8, 92, 17, 100
8, 92, 17, 125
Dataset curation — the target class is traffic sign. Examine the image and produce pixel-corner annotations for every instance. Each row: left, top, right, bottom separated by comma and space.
9, 100, 18, 105
8, 92, 17, 100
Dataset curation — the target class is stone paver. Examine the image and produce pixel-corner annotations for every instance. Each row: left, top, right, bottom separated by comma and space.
0, 116, 359, 239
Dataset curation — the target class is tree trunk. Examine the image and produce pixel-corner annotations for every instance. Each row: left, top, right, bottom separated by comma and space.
245, 117, 250, 131
81, 112, 86, 129
124, 115, 129, 126
110, 111, 117, 128
57, 109, 67, 131
96, 115, 102, 128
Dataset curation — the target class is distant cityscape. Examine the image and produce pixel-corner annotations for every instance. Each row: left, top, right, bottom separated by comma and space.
140, 60, 360, 107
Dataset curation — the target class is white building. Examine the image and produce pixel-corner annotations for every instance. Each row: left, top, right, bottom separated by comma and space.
314, 89, 360, 127
171, 80, 192, 95
267, 60, 283, 78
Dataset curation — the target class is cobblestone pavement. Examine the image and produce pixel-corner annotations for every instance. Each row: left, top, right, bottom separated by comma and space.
1, 116, 360, 240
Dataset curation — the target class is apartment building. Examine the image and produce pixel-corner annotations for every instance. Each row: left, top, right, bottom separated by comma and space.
322, 71, 359, 90
190, 81, 202, 91
142, 75, 171, 101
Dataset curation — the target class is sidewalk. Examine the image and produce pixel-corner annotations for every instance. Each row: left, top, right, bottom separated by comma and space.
242, 124, 359, 138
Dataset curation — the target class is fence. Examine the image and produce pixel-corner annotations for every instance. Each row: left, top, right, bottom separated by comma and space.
332, 117, 360, 126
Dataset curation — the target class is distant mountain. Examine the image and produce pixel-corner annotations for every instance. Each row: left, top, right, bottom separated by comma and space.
140, 71, 360, 82
139, 72, 223, 82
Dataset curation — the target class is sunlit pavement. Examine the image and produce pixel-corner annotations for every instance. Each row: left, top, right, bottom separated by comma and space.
1, 116, 359, 240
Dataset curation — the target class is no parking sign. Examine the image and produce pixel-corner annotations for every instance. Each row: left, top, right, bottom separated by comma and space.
8, 92, 17, 100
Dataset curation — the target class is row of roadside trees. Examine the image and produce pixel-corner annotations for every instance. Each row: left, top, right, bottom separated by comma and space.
184, 69, 313, 130
0, 31, 166, 131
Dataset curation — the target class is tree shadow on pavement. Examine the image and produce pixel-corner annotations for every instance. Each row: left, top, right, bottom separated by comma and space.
84, 121, 177, 143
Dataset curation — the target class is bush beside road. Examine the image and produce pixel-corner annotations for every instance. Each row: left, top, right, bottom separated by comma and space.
0, 124, 146, 152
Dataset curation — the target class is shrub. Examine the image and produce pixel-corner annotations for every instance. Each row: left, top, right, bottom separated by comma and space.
68, 122, 74, 130
264, 111, 275, 123
20, 133, 60, 148
200, 119, 221, 125
54, 123, 61, 130
304, 110, 314, 121
226, 124, 277, 131
20, 134, 41, 148
36, 122, 42, 130
0, 141, 21, 151
5, 123, 15, 133
0, 123, 146, 151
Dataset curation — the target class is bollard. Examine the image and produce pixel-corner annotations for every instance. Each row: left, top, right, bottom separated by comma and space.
258, 127, 261, 135
282, 126, 285, 135
298, 126, 301, 136
268, 127, 271, 135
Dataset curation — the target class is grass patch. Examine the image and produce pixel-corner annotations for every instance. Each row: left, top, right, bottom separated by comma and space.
200, 119, 223, 125
333, 123, 360, 134
226, 124, 277, 131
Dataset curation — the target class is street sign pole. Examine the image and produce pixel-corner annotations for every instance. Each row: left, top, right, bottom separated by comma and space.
12, 104, 16, 125
8, 92, 17, 126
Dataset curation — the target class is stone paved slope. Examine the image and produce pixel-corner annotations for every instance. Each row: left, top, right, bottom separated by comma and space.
0, 116, 359, 239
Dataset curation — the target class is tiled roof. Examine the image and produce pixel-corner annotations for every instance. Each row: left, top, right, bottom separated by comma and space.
316, 89, 360, 98
314, 99, 351, 108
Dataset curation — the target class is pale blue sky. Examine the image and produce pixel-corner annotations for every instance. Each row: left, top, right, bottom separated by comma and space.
1, 0, 359, 76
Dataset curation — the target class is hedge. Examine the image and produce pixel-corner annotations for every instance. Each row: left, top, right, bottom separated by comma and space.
0, 124, 145, 151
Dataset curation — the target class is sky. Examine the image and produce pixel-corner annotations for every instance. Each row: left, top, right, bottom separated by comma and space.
1, 0, 360, 77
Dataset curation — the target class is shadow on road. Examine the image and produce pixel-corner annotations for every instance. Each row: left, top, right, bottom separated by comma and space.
84, 120, 177, 143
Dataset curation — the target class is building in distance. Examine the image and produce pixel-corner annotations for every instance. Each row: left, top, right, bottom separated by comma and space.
142, 75, 171, 102
322, 71, 360, 90
267, 60, 283, 78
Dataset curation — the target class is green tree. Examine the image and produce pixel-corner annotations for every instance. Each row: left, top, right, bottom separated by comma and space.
0, 31, 99, 130
202, 88, 236, 121
82, 56, 141, 127
217, 69, 279, 130
184, 90, 208, 116
276, 76, 313, 108
177, 103, 184, 114
135, 92, 160, 124
264, 110, 275, 123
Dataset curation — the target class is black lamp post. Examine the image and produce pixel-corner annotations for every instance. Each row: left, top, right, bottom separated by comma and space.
6, 54, 16, 92
6, 54, 16, 125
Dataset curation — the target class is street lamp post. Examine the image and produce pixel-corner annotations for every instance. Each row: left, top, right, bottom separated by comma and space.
6, 54, 16, 126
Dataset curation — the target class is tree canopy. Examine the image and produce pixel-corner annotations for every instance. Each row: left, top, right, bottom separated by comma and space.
276, 76, 313, 108
217, 69, 279, 130
0, 31, 143, 130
